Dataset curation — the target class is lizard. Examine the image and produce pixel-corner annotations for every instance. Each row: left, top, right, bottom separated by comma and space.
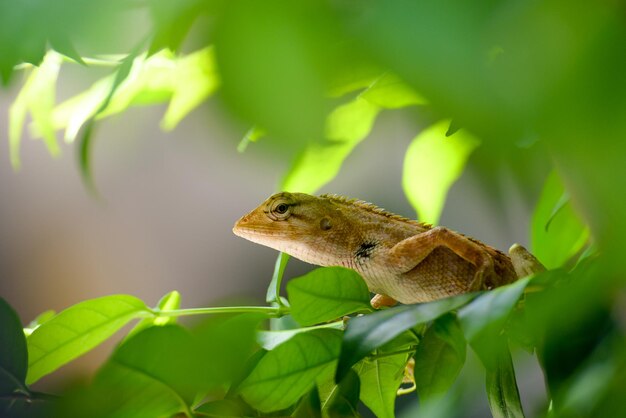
233, 192, 545, 308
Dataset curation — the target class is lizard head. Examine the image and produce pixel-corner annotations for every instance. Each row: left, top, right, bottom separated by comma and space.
233, 192, 350, 266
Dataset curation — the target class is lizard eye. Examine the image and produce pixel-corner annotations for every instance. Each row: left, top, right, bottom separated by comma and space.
268, 199, 292, 220
275, 203, 289, 214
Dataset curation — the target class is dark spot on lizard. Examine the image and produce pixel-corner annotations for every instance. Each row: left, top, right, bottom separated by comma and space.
356, 241, 377, 259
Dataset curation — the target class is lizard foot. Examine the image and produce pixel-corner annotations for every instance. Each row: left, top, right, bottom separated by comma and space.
371, 294, 398, 309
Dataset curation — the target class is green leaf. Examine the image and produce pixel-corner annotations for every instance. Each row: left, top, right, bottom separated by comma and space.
266, 252, 290, 306
23, 310, 56, 337
237, 125, 267, 153
258, 321, 344, 351
292, 386, 322, 418
125, 290, 181, 340
485, 340, 525, 418
0, 298, 28, 395
161, 47, 219, 130
9, 51, 62, 169
403, 120, 480, 225
458, 278, 530, 368
287, 267, 372, 326
215, 0, 329, 142
60, 325, 201, 418
195, 399, 247, 417
360, 72, 426, 108
358, 333, 417, 418
281, 97, 380, 194
195, 314, 265, 389
26, 295, 149, 384
336, 293, 474, 382
104, 325, 200, 406
413, 314, 466, 403
531, 170, 590, 269
239, 329, 342, 412
323, 369, 361, 418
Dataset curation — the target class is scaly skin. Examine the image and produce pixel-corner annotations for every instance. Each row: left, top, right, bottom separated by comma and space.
233, 192, 544, 306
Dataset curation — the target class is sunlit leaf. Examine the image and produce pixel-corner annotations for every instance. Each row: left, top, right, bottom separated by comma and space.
0, 298, 28, 395
336, 293, 474, 382
161, 47, 219, 130
26, 295, 149, 384
531, 170, 590, 269
485, 340, 525, 418
258, 322, 344, 351
239, 329, 342, 412
23, 310, 56, 337
414, 314, 466, 403
9, 52, 62, 169
287, 267, 372, 326
360, 72, 426, 108
403, 120, 480, 225
281, 97, 379, 193
237, 125, 267, 153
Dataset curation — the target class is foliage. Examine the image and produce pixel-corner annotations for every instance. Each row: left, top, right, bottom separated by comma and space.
2, 0, 626, 417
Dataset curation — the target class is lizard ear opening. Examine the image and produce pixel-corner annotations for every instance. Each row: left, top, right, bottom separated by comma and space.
320, 217, 332, 231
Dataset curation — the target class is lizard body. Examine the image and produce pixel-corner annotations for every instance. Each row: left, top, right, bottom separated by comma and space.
233, 192, 544, 306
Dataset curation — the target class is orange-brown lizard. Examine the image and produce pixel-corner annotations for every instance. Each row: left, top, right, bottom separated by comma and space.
233, 192, 544, 308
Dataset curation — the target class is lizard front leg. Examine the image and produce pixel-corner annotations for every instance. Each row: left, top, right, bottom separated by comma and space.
386, 226, 496, 291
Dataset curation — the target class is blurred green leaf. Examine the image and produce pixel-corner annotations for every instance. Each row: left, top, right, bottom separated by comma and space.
281, 97, 379, 193
215, 0, 331, 142
9, 52, 62, 169
26, 295, 149, 384
0, 298, 28, 395
358, 333, 417, 418
125, 290, 181, 340
336, 293, 474, 382
458, 277, 530, 368
148, 0, 203, 54
360, 73, 426, 108
485, 340, 525, 418
323, 369, 361, 418
0, 392, 56, 418
48, 48, 217, 143
287, 267, 372, 326
531, 170, 590, 269
414, 313, 466, 403
195, 399, 247, 417
403, 120, 480, 225
161, 47, 219, 130
239, 329, 342, 412
237, 125, 267, 153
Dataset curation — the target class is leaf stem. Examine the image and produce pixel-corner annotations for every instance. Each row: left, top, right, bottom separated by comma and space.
153, 306, 289, 318
367, 346, 418, 360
